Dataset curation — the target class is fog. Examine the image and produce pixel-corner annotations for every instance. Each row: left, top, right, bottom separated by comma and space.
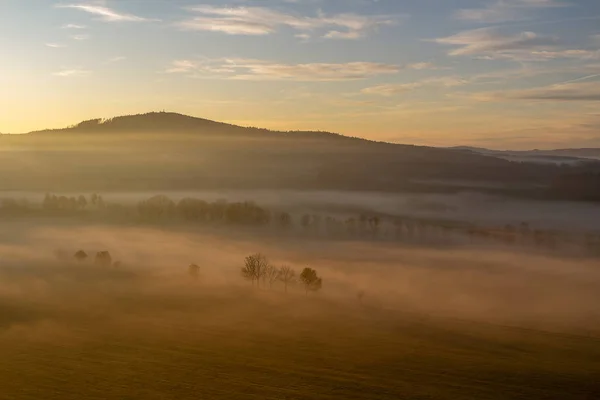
1, 218, 599, 338
3, 189, 600, 231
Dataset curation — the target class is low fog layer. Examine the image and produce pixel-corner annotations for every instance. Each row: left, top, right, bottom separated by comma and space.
3, 190, 600, 231
1, 219, 599, 334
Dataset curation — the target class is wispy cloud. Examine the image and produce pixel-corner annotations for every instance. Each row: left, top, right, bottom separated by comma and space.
46, 43, 66, 48
56, 3, 157, 22
177, 5, 401, 39
469, 81, 600, 102
431, 27, 564, 60
61, 23, 87, 29
165, 58, 401, 81
71, 34, 90, 40
362, 77, 468, 96
503, 82, 600, 101
53, 69, 91, 77
455, 0, 570, 23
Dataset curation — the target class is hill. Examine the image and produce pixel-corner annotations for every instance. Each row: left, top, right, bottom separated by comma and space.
452, 146, 600, 165
1, 112, 599, 199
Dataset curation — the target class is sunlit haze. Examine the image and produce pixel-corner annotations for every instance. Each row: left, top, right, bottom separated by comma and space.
1, 0, 599, 148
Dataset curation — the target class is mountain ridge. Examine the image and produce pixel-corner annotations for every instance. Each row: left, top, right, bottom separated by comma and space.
1, 111, 599, 200
19, 111, 600, 156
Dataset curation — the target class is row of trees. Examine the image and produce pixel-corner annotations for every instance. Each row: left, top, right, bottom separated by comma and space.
241, 253, 322, 294
2, 193, 599, 256
43, 193, 106, 211
134, 196, 600, 254
56, 249, 119, 267
138, 195, 271, 225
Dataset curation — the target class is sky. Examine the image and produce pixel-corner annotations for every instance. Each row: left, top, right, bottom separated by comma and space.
0, 0, 599, 149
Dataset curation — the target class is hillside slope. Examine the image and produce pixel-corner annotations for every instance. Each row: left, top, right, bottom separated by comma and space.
1, 112, 598, 197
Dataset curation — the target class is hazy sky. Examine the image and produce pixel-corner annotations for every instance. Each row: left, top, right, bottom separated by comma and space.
1, 0, 599, 149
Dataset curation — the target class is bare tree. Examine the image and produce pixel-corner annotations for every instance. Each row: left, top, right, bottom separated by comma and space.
300, 267, 322, 294
241, 253, 269, 288
264, 264, 280, 289
278, 266, 296, 293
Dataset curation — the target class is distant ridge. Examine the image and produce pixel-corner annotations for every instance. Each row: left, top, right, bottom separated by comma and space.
28, 111, 370, 144
2, 111, 600, 199
451, 145, 600, 165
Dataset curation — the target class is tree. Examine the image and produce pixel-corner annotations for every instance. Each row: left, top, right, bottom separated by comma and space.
241, 253, 269, 288
74, 250, 88, 262
96, 195, 105, 209
278, 266, 296, 293
138, 195, 175, 220
278, 212, 292, 229
95, 251, 112, 267
264, 264, 280, 289
188, 263, 200, 279
77, 195, 88, 210
299, 267, 322, 294
301, 214, 311, 229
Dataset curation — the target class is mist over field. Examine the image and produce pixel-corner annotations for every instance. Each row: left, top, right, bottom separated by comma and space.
2, 218, 600, 331
1, 114, 600, 397
4, 0, 600, 395
2, 213, 600, 399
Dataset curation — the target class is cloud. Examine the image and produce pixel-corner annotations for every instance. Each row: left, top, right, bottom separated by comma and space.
432, 27, 561, 60
504, 82, 600, 101
46, 43, 66, 48
56, 3, 156, 22
362, 76, 468, 96
177, 5, 400, 39
455, 0, 570, 23
165, 58, 400, 81
409, 62, 437, 70
470, 81, 600, 102
71, 34, 90, 40
61, 23, 86, 29
53, 69, 91, 77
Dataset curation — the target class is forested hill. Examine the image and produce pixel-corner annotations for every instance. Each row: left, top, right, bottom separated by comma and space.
29, 111, 357, 142
1, 112, 599, 199
20, 112, 535, 165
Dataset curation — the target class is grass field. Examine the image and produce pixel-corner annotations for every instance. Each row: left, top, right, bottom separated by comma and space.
1, 221, 600, 399
1, 265, 599, 400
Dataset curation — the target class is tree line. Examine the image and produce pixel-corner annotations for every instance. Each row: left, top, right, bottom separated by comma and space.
2, 193, 599, 256
240, 253, 322, 294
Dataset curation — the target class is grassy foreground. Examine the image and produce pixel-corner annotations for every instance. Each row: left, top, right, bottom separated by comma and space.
0, 265, 599, 400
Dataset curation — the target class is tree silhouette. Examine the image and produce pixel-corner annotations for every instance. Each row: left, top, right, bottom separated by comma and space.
138, 195, 175, 220
241, 253, 269, 288
188, 263, 200, 279
278, 266, 296, 293
301, 214, 311, 229
299, 267, 322, 294
77, 195, 88, 210
278, 212, 292, 229
95, 251, 112, 267
264, 264, 280, 289
74, 250, 88, 262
